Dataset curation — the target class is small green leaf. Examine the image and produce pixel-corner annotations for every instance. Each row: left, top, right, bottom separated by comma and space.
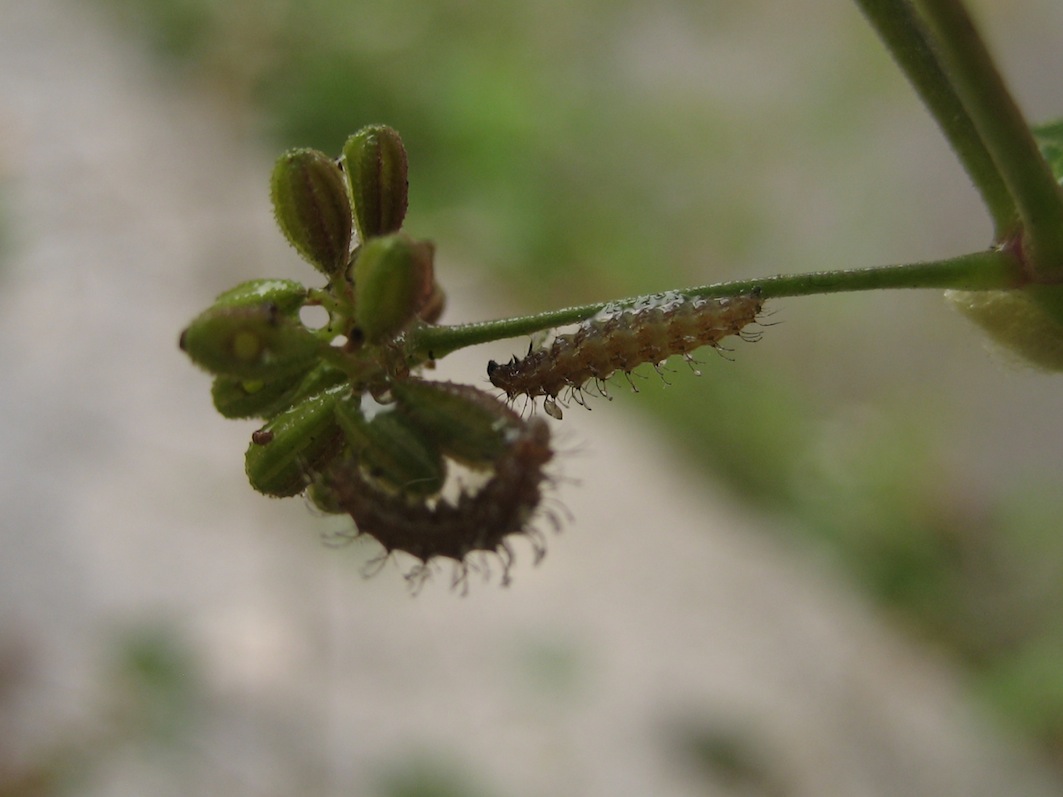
271, 148, 353, 277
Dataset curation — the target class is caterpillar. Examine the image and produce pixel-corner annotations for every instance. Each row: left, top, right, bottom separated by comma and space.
487, 290, 764, 418
320, 403, 554, 590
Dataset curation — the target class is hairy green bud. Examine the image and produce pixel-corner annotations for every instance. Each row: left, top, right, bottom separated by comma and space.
211, 362, 348, 419
212, 278, 307, 315
335, 394, 445, 497
180, 303, 321, 380
342, 125, 409, 240
392, 380, 515, 469
212, 372, 305, 420
352, 233, 435, 343
244, 386, 347, 497
271, 148, 352, 277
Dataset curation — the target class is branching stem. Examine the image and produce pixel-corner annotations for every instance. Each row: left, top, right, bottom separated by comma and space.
407, 248, 1020, 360
914, 0, 1063, 274
853, 0, 1017, 237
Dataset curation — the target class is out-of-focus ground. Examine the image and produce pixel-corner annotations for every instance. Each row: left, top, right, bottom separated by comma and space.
2, 1, 1063, 795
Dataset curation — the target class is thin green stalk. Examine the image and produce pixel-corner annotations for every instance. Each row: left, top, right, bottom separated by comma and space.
853, 0, 1016, 237
915, 0, 1063, 273
407, 248, 1019, 360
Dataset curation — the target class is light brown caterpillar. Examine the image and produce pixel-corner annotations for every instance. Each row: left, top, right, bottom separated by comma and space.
488, 290, 763, 418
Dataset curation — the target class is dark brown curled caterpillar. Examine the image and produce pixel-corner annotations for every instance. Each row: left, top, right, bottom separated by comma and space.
321, 402, 553, 587
487, 290, 763, 418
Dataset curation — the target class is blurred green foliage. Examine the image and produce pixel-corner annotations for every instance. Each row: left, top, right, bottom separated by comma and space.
671, 719, 786, 797
99, 0, 1063, 766
376, 755, 495, 797
109, 624, 202, 743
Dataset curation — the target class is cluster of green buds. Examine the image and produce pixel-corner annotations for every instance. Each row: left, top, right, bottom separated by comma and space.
180, 126, 553, 583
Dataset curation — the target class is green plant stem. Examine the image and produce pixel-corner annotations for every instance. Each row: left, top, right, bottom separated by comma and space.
853, 0, 1016, 237
915, 0, 1063, 274
407, 248, 1019, 360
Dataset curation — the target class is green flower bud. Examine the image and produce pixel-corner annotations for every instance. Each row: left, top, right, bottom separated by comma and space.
244, 386, 347, 497
342, 125, 409, 239
180, 303, 321, 380
947, 287, 1063, 370
212, 372, 304, 420
335, 393, 445, 497
211, 362, 348, 419
391, 380, 516, 469
352, 233, 435, 343
212, 279, 307, 316
271, 148, 352, 277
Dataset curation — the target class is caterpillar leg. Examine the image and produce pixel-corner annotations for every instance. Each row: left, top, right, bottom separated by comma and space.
682, 352, 703, 376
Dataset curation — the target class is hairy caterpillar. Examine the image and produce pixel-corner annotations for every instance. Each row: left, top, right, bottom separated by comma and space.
321, 402, 554, 589
488, 290, 763, 418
